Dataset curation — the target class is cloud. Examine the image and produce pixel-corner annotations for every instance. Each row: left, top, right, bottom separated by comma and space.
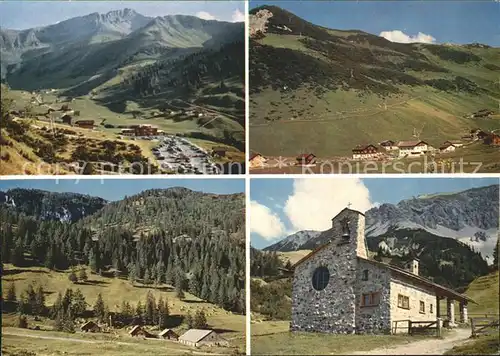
284, 178, 374, 232
379, 30, 436, 44
195, 11, 216, 21
231, 9, 245, 23
250, 200, 286, 240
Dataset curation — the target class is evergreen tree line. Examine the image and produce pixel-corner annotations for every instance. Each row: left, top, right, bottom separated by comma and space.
1, 189, 245, 314
126, 41, 244, 97
250, 248, 287, 277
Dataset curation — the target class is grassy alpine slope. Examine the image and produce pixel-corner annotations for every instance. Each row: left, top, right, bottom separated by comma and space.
249, 5, 500, 158
1, 9, 245, 174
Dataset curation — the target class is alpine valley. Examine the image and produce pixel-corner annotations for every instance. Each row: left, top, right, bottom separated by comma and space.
248, 5, 500, 173
0, 7, 245, 175
1, 186, 245, 354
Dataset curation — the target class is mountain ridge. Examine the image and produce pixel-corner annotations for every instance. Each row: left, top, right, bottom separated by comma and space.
260, 184, 499, 263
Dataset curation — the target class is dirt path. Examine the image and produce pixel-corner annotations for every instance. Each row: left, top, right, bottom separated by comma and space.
350, 328, 472, 355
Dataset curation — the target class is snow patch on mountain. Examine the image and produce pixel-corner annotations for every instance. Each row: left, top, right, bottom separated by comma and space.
264, 230, 321, 252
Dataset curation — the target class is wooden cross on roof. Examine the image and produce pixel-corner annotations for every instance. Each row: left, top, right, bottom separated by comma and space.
347, 202, 352, 208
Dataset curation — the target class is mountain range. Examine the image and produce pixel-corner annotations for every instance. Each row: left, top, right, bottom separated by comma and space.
264, 184, 499, 263
249, 5, 500, 158
1, 9, 242, 87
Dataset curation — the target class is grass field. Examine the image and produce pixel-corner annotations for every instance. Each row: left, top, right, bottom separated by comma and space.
250, 322, 429, 355
1, 328, 231, 355
249, 31, 500, 165
443, 333, 500, 355
1, 264, 245, 353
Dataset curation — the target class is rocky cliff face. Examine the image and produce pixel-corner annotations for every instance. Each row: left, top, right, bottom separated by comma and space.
264, 230, 321, 252
0, 189, 107, 222
263, 184, 499, 262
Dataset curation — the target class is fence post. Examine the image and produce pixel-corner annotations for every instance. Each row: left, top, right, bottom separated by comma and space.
408, 320, 412, 335
437, 318, 442, 338
470, 318, 475, 338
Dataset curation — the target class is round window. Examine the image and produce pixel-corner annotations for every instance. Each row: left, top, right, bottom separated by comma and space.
312, 266, 330, 291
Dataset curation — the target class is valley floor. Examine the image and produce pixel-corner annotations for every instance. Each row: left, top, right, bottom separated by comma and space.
250, 321, 492, 355
1, 327, 230, 355
250, 142, 500, 174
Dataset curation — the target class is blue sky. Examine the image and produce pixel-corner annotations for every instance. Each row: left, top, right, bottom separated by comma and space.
250, 177, 499, 249
251, 0, 500, 46
0, 1, 245, 30
0, 178, 245, 201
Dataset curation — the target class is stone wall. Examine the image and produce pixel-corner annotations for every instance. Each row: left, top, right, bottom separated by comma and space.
354, 259, 391, 334
390, 275, 437, 333
290, 209, 364, 333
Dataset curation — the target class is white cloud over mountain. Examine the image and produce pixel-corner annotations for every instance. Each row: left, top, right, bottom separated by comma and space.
379, 30, 436, 44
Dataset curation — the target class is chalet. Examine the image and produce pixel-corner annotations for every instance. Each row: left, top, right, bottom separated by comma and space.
291, 208, 474, 335
120, 129, 135, 137
61, 114, 72, 125
484, 133, 500, 146
158, 328, 179, 340
80, 321, 101, 333
439, 142, 457, 153
476, 131, 490, 140
249, 153, 267, 169
134, 124, 158, 137
74, 120, 95, 129
352, 144, 379, 160
212, 147, 227, 158
397, 140, 430, 158
443, 140, 463, 148
296, 153, 316, 166
129, 325, 154, 338
379, 140, 397, 151
178, 329, 228, 347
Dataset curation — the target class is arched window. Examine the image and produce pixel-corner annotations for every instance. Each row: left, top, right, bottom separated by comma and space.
312, 266, 330, 291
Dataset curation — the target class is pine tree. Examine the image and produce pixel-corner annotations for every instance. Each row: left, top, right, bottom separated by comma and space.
52, 292, 63, 318
68, 269, 78, 283
194, 309, 207, 329
145, 291, 156, 325
78, 268, 88, 283
17, 314, 28, 328
175, 269, 185, 300
135, 301, 144, 325
185, 311, 194, 329
143, 268, 151, 286
11, 238, 25, 266
34, 285, 45, 315
72, 289, 86, 317
494, 237, 499, 270
93, 293, 105, 322
6, 283, 16, 303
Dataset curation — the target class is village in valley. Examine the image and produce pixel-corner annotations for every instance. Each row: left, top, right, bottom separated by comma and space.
0, 1, 245, 176
2, 86, 242, 175
249, 119, 500, 173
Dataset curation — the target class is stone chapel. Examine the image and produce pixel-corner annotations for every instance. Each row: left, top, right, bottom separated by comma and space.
290, 208, 473, 334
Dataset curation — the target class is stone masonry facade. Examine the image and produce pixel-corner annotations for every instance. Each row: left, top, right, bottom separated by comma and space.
290, 208, 443, 335
290, 209, 365, 334
355, 259, 391, 334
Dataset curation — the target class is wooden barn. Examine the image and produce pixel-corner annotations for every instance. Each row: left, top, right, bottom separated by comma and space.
178, 329, 228, 347
80, 321, 101, 333
74, 120, 95, 129
296, 153, 316, 166
61, 114, 72, 125
129, 325, 154, 338
158, 328, 179, 340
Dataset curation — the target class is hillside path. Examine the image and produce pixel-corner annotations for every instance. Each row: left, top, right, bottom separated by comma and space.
349, 328, 472, 355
